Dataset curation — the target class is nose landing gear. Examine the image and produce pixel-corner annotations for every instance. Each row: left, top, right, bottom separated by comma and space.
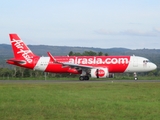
134, 72, 138, 80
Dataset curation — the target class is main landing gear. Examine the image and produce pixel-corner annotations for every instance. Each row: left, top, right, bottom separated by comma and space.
79, 76, 90, 81
79, 70, 90, 81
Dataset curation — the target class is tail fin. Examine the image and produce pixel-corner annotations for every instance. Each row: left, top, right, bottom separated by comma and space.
9, 34, 36, 63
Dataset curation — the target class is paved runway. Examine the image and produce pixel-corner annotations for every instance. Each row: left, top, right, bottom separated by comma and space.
0, 80, 160, 84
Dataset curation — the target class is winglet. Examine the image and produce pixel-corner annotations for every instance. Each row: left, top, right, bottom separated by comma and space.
47, 52, 57, 63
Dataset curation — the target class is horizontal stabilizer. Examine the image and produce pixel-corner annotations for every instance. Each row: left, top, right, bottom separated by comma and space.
7, 59, 26, 65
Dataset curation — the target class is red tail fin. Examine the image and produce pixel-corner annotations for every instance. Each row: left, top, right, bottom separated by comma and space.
9, 34, 36, 63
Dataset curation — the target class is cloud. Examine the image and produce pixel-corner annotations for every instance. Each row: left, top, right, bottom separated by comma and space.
120, 29, 156, 36
95, 29, 117, 35
95, 28, 160, 37
154, 27, 160, 33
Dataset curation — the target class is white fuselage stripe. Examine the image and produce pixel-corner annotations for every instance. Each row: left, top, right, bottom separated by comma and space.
34, 57, 50, 71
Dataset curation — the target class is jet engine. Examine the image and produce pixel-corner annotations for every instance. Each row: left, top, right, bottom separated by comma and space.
90, 68, 109, 78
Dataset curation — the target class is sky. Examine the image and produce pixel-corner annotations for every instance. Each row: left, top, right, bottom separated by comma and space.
0, 0, 160, 49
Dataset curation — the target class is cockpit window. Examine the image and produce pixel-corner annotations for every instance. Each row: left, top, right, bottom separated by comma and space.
143, 60, 150, 63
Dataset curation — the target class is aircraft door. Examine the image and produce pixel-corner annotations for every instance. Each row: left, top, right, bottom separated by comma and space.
133, 57, 138, 67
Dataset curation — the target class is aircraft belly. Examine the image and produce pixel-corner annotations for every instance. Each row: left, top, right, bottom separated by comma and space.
45, 64, 70, 73
107, 64, 129, 73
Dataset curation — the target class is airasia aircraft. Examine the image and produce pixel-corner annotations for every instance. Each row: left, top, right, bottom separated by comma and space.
7, 34, 157, 80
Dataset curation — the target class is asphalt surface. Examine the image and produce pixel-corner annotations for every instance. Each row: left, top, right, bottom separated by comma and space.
0, 80, 160, 84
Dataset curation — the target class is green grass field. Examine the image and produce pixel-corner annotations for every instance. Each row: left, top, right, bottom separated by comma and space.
0, 82, 160, 120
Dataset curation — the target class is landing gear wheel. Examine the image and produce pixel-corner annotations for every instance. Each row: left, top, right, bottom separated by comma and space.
79, 76, 84, 81
84, 76, 89, 80
134, 77, 138, 80
79, 76, 90, 81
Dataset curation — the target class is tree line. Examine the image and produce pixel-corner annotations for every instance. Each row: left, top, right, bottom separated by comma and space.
68, 51, 108, 56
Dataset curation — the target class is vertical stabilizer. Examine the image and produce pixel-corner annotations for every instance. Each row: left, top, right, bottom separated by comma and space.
9, 34, 36, 63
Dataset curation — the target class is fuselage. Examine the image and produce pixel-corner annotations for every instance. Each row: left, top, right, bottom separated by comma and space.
7, 55, 157, 74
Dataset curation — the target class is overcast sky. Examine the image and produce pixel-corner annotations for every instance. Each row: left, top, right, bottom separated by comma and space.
0, 0, 160, 49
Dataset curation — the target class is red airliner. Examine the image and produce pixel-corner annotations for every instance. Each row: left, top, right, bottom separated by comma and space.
7, 34, 157, 80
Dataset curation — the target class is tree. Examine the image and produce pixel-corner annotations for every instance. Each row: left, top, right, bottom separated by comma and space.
24, 69, 31, 77
83, 51, 97, 56
104, 53, 108, 56
69, 51, 73, 56
98, 52, 103, 56
0, 68, 12, 77
68, 51, 103, 56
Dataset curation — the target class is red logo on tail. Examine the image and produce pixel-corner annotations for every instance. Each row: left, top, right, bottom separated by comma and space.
9, 34, 35, 63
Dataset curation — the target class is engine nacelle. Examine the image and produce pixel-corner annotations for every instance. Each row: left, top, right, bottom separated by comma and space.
90, 68, 109, 78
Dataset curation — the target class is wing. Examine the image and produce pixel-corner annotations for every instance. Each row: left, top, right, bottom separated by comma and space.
62, 62, 94, 69
47, 52, 94, 70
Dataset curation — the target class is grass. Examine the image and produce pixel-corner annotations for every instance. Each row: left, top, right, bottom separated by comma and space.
0, 82, 160, 120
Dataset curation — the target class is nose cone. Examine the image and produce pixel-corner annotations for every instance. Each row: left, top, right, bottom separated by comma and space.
151, 63, 157, 71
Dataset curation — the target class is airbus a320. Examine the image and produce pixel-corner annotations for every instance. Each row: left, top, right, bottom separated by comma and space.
7, 34, 157, 80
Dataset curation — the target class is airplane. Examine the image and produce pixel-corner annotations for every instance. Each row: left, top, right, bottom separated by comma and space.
6, 34, 157, 80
